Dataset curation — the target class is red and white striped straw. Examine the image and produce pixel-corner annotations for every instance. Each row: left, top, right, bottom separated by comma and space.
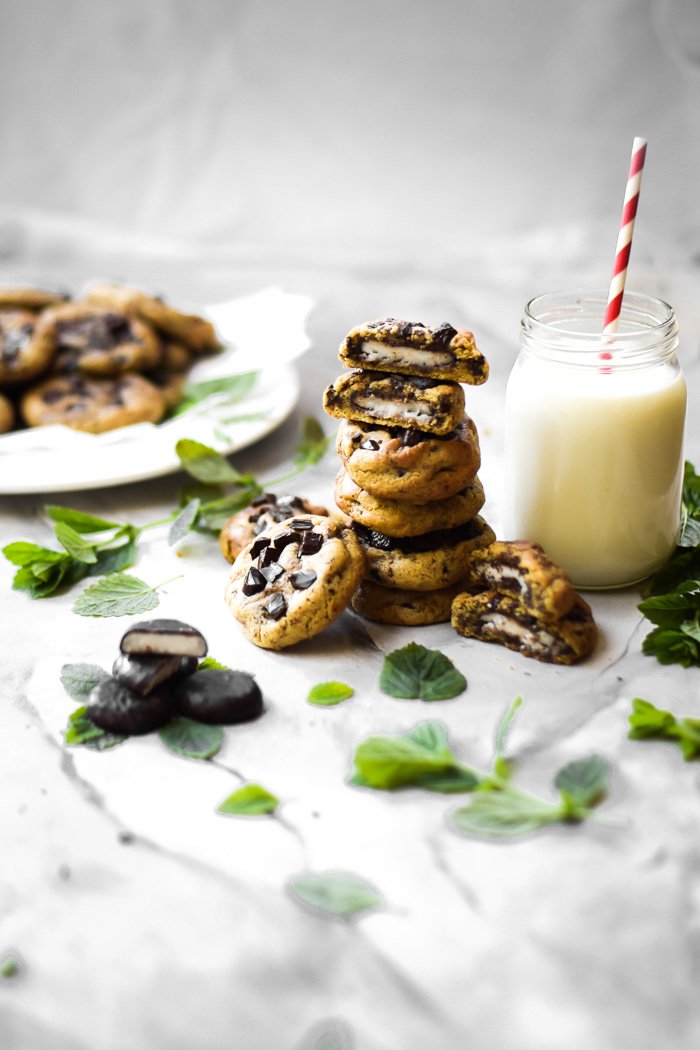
602, 136, 647, 339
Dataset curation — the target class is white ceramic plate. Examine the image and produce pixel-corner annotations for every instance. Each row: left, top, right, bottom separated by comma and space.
0, 287, 311, 495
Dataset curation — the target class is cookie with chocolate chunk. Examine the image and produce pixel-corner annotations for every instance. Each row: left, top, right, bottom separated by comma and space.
323, 370, 465, 437
336, 416, 480, 502
37, 303, 160, 377
0, 392, 14, 433
467, 541, 577, 622
451, 591, 597, 665
354, 515, 495, 591
83, 281, 219, 354
0, 311, 51, 384
225, 515, 365, 650
0, 287, 69, 312
335, 468, 485, 538
21, 373, 165, 433
351, 578, 468, 626
339, 318, 488, 385
219, 493, 330, 564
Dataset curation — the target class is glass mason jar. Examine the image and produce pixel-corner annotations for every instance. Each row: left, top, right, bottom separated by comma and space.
503, 290, 686, 589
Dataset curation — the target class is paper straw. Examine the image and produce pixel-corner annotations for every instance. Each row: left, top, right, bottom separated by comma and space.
600, 137, 648, 360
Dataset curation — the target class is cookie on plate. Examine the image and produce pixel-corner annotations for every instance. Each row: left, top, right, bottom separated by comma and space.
0, 392, 15, 433
351, 577, 468, 626
219, 493, 330, 563
323, 370, 465, 437
0, 287, 69, 312
21, 373, 166, 433
466, 540, 577, 622
0, 311, 51, 384
339, 318, 488, 385
37, 303, 160, 376
83, 281, 220, 354
225, 515, 366, 649
353, 515, 495, 591
451, 591, 597, 665
336, 416, 480, 502
335, 468, 485, 538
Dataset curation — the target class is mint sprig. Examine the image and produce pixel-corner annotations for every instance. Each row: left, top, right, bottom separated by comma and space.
628, 697, 700, 760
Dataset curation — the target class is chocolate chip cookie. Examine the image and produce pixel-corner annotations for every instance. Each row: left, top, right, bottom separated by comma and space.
21, 373, 166, 433
353, 515, 495, 591
36, 303, 160, 376
0, 392, 14, 433
219, 493, 330, 563
466, 541, 577, 622
323, 370, 465, 437
351, 577, 468, 626
339, 318, 488, 385
336, 416, 480, 502
451, 591, 597, 665
0, 287, 69, 311
225, 515, 366, 649
335, 468, 485, 537
83, 281, 219, 354
0, 311, 51, 384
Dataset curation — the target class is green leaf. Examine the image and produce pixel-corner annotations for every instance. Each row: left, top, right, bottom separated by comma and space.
627, 697, 678, 739
171, 371, 258, 417
638, 586, 700, 627
379, 642, 467, 701
63, 706, 125, 750
88, 539, 138, 577
492, 695, 522, 778
168, 499, 200, 546
217, 783, 279, 815
175, 438, 246, 484
554, 754, 611, 810
676, 719, 700, 760
292, 416, 330, 469
197, 484, 262, 532
60, 662, 111, 702
352, 720, 473, 790
10, 556, 86, 598
306, 681, 354, 706
641, 626, 700, 667
72, 573, 161, 617
53, 521, 98, 564
3, 541, 65, 567
682, 459, 700, 519
645, 547, 700, 597
678, 513, 700, 548
159, 716, 222, 760
45, 506, 122, 534
452, 790, 564, 839
288, 871, 381, 917
0, 955, 20, 978
196, 657, 230, 671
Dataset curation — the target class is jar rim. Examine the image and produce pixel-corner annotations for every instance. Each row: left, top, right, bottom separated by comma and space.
524, 288, 675, 341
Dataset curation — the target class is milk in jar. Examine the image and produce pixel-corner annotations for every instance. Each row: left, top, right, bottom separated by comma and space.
503, 291, 686, 589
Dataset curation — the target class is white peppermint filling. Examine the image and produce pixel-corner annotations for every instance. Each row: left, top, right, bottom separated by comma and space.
479, 565, 528, 598
360, 340, 453, 370
352, 394, 434, 426
482, 613, 555, 649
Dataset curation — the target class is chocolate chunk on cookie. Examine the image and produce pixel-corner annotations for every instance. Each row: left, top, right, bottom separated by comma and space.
83, 281, 220, 354
339, 318, 488, 385
354, 515, 496, 591
21, 373, 165, 433
451, 591, 597, 665
172, 669, 263, 724
219, 493, 329, 564
37, 303, 160, 376
336, 416, 480, 502
351, 577, 468, 626
0, 311, 51, 385
335, 468, 485, 537
467, 541, 577, 622
225, 515, 366, 649
86, 677, 174, 735
323, 370, 465, 436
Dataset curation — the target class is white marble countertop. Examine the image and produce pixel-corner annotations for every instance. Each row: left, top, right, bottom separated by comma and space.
2, 256, 700, 1050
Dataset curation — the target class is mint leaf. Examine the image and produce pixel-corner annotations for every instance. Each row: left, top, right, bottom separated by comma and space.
73, 573, 162, 617
554, 754, 611, 811
379, 643, 466, 701
288, 871, 381, 917
45, 506, 122, 534
452, 790, 564, 839
89, 539, 138, 577
53, 522, 98, 564
218, 783, 278, 815
171, 371, 258, 417
292, 416, 330, 469
175, 438, 246, 484
682, 459, 700, 519
0, 955, 20, 978
306, 682, 354, 706
352, 720, 477, 790
168, 499, 200, 546
197, 485, 262, 532
63, 706, 125, 750
627, 697, 678, 738
197, 657, 230, 671
159, 716, 222, 760
60, 662, 111, 702
676, 719, 700, 760
641, 626, 700, 667
3, 541, 64, 567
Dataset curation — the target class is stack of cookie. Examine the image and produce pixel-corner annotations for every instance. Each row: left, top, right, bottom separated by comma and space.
0, 282, 220, 435
451, 541, 598, 664
323, 318, 495, 626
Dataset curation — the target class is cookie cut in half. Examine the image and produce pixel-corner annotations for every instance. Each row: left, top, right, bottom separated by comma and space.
339, 317, 488, 385
225, 515, 366, 650
466, 541, 577, 622
323, 370, 465, 437
451, 591, 597, 665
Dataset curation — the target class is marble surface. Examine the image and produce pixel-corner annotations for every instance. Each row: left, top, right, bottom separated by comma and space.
2, 256, 700, 1050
